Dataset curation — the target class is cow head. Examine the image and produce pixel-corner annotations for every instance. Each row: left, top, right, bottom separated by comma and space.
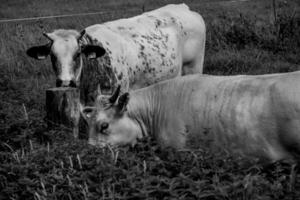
82, 86, 142, 147
26, 29, 106, 87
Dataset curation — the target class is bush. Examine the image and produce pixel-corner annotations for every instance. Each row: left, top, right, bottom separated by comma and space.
206, 12, 300, 53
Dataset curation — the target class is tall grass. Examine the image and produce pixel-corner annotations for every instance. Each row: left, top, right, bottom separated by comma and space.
1, 133, 299, 200
204, 0, 300, 75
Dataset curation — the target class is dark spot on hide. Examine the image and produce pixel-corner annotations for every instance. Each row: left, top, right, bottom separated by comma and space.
179, 23, 184, 30
118, 72, 123, 80
113, 68, 118, 75
203, 128, 211, 135
155, 19, 162, 28
140, 44, 145, 51
92, 39, 98, 44
106, 49, 112, 55
171, 17, 176, 24
148, 68, 155, 73
171, 53, 176, 59
165, 35, 169, 42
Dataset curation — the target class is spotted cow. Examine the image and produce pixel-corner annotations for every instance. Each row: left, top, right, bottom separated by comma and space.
82, 71, 300, 163
26, 4, 206, 104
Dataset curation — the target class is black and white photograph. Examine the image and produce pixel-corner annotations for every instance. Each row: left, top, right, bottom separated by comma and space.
0, 0, 300, 199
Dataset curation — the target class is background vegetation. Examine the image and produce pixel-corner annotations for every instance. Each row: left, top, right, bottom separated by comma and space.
0, 0, 300, 199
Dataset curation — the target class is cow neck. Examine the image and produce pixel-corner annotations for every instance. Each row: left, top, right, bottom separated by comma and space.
127, 86, 164, 139
127, 92, 151, 138
78, 34, 89, 102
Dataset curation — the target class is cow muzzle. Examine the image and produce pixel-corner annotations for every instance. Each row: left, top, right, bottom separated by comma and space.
56, 79, 77, 88
88, 138, 107, 148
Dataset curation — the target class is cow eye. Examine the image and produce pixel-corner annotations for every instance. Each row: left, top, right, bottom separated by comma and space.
101, 122, 109, 130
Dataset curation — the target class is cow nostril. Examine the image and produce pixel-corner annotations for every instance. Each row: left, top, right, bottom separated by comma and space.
56, 79, 63, 87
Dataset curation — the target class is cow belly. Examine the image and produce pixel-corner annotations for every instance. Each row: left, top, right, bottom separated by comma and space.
216, 91, 284, 160
185, 84, 292, 161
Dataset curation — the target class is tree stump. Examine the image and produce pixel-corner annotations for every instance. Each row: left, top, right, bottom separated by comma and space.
45, 87, 81, 138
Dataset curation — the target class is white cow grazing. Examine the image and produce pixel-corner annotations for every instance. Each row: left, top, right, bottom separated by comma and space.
26, 4, 206, 103
82, 71, 300, 163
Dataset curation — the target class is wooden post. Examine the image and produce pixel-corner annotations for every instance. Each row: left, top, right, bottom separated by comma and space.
272, 0, 277, 24
45, 87, 81, 138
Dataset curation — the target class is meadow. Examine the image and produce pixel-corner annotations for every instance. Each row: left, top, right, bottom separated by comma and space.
0, 0, 300, 199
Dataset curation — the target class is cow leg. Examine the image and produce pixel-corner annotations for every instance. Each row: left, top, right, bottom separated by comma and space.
158, 120, 188, 149
182, 34, 206, 75
158, 129, 187, 149
182, 58, 203, 75
279, 119, 300, 160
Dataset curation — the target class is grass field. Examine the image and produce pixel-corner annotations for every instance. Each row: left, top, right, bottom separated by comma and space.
0, 0, 300, 199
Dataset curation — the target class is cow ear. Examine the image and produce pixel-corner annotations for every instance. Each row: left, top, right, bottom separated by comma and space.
109, 85, 121, 104
77, 30, 86, 41
81, 45, 106, 59
117, 93, 130, 112
96, 84, 102, 96
26, 44, 51, 60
